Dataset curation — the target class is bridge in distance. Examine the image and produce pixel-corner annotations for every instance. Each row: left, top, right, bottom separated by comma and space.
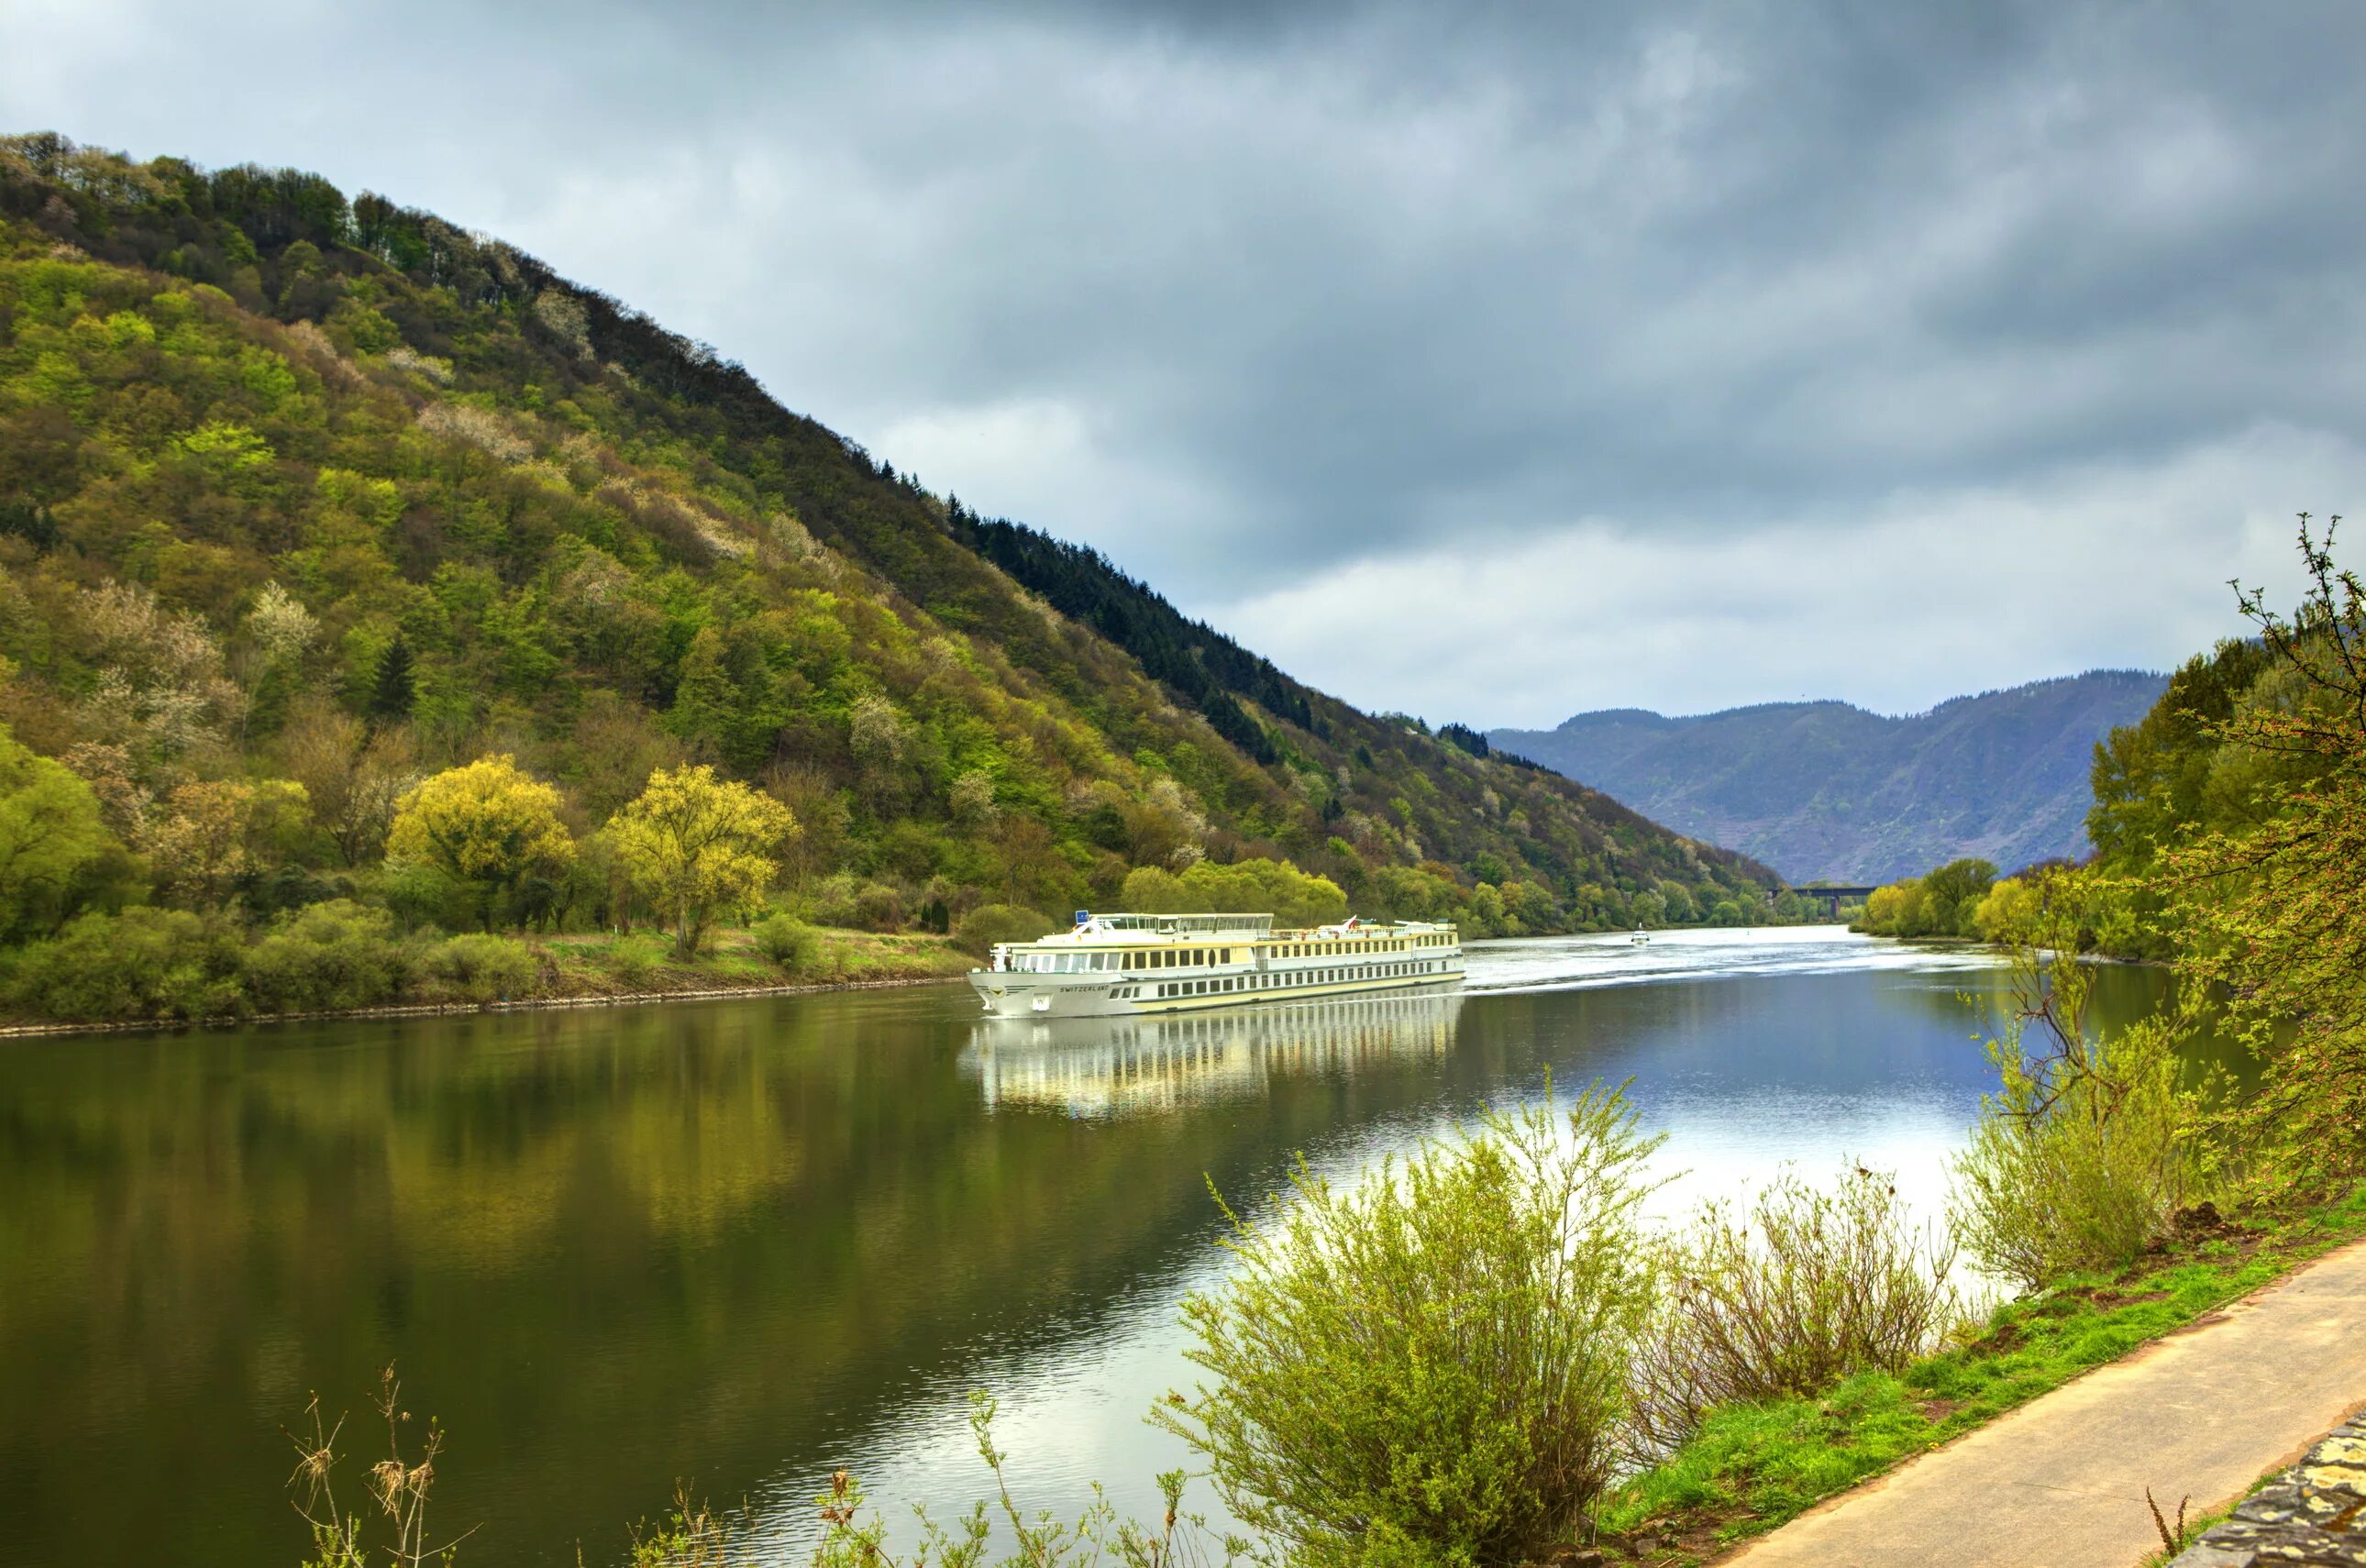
1783, 885, 1879, 915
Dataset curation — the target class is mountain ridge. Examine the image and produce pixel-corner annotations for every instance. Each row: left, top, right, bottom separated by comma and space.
1490, 669, 2169, 884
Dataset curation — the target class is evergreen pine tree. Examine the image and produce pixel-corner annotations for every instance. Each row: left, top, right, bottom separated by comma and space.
369, 635, 415, 721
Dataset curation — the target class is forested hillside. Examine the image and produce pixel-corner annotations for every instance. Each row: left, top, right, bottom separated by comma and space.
1491, 671, 2166, 883
0, 134, 1779, 1019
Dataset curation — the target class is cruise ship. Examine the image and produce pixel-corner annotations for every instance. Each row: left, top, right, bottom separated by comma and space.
969, 911, 1465, 1019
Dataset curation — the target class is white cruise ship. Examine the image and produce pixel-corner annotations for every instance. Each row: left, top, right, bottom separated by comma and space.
969, 911, 1464, 1019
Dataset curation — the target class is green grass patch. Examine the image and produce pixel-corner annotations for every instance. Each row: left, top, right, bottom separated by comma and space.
537, 924, 971, 997
1598, 1183, 2366, 1560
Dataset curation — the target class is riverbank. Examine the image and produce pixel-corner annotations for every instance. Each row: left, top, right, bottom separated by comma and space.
1593, 1183, 2366, 1564
0, 924, 976, 1038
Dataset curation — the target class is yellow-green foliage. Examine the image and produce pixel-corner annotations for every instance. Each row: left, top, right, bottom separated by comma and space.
952, 903, 1057, 955
1949, 876, 2203, 1288
1119, 857, 1346, 930
1854, 857, 1996, 940
385, 756, 575, 930
0, 721, 137, 938
1969, 875, 2040, 943
608, 764, 796, 956
1159, 1086, 1662, 1568
0, 133, 1788, 1028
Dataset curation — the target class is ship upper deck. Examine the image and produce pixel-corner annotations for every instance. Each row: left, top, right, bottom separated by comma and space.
1003, 912, 1457, 950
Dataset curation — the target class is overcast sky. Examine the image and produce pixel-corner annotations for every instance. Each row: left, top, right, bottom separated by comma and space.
8, 0, 2363, 725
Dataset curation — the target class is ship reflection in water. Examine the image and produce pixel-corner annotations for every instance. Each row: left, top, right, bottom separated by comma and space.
962, 988, 1466, 1117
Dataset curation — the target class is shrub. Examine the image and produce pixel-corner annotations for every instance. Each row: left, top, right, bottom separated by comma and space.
953, 903, 1056, 956
853, 880, 906, 932
242, 899, 411, 1012
1631, 1166, 1967, 1454
419, 933, 540, 1004
381, 861, 472, 932
604, 942, 658, 989
1949, 880, 2204, 1289
6, 906, 249, 1021
1950, 1010, 2195, 1289
750, 912, 820, 974
1156, 1084, 1662, 1568
802, 873, 906, 930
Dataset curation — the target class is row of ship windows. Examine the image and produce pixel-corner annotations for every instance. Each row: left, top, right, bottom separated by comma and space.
1009, 935, 1458, 974
1272, 939, 1415, 958
1117, 959, 1447, 1000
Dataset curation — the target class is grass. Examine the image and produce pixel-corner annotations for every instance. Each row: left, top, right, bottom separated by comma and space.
541, 925, 975, 998
1594, 1182, 2366, 1563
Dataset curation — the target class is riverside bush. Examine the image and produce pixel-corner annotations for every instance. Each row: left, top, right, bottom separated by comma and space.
603, 939, 659, 988
6, 906, 249, 1021
751, 912, 821, 974
420, 933, 539, 1004
241, 899, 411, 1012
1951, 1010, 2195, 1289
1631, 1166, 1967, 1454
1950, 884, 2204, 1289
954, 903, 1057, 956
1157, 1084, 1662, 1568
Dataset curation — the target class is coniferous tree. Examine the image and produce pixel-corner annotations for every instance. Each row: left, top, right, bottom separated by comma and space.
369, 635, 415, 722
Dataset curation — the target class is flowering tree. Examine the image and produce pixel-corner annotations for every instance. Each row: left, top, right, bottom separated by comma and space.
386, 756, 575, 932
609, 765, 796, 958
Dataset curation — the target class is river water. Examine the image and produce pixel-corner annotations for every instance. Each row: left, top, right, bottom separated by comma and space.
0, 927, 2201, 1565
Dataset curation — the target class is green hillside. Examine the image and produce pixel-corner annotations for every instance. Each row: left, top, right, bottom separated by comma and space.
0, 133, 1777, 1020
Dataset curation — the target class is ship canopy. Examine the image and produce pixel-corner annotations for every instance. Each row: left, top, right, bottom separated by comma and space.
1076, 911, 1274, 936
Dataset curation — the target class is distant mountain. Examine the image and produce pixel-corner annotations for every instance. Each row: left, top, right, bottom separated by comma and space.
1489, 671, 2169, 885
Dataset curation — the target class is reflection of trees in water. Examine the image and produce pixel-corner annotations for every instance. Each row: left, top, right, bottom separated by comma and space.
0, 964, 2218, 1568
1876, 960, 2251, 1091
963, 992, 1467, 1116
0, 990, 1497, 1568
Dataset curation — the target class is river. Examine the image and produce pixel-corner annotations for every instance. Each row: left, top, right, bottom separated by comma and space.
0, 927, 2204, 1565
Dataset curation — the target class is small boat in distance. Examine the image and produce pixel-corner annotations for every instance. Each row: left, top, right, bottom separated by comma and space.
971, 911, 1465, 1019
1631, 926, 1652, 944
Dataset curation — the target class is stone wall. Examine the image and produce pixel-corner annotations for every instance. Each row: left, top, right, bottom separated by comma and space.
2170, 1412, 2366, 1565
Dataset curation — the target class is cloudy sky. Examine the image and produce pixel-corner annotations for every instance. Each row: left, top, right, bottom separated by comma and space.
9, 1, 2364, 725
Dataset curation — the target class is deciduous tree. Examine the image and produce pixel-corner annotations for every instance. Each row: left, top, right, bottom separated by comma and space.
139, 777, 309, 909
275, 698, 416, 865
386, 756, 574, 931
608, 764, 796, 958
0, 723, 138, 939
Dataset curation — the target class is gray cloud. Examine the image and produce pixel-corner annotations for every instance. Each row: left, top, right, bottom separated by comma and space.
8, 0, 2365, 722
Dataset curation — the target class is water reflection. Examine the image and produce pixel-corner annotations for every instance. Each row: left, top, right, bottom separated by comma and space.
964, 991, 1466, 1116
0, 930, 2214, 1568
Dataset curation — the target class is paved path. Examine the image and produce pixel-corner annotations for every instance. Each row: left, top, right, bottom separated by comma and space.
1722, 1238, 2366, 1568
